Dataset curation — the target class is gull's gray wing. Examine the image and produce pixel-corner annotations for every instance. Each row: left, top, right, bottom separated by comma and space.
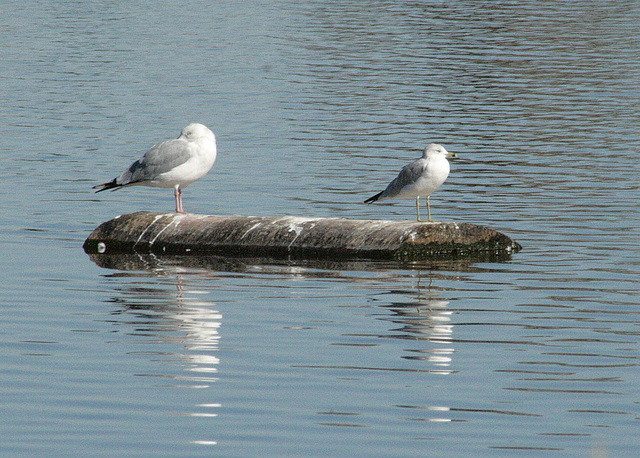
118, 138, 194, 185
379, 158, 425, 199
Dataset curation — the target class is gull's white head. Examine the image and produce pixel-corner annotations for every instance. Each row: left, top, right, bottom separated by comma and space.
180, 123, 216, 143
423, 143, 456, 159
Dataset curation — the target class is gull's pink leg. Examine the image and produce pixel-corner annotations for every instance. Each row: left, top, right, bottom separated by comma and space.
174, 185, 185, 213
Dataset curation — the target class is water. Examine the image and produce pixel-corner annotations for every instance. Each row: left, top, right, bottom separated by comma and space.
2, 0, 639, 456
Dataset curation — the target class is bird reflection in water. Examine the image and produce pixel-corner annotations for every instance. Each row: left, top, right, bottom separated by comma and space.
384, 274, 455, 375
381, 273, 456, 423
105, 268, 222, 445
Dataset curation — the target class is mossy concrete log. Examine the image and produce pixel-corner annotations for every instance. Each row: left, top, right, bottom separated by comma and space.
84, 211, 521, 261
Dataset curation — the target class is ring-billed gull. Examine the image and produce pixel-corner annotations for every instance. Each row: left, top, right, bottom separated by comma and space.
93, 123, 217, 213
365, 143, 455, 222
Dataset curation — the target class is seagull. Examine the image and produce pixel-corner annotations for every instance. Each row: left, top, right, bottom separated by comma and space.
93, 123, 217, 213
365, 143, 455, 222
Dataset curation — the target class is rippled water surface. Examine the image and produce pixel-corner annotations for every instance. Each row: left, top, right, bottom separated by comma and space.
2, 1, 639, 456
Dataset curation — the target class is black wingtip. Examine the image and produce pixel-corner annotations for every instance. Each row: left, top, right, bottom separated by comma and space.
364, 191, 383, 204
93, 178, 120, 193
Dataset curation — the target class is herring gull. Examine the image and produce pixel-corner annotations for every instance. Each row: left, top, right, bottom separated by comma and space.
93, 123, 217, 213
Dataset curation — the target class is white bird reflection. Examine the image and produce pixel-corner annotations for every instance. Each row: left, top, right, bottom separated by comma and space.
379, 272, 455, 373
106, 269, 222, 446
112, 273, 222, 383
390, 297, 455, 375
170, 301, 222, 383
368, 273, 456, 422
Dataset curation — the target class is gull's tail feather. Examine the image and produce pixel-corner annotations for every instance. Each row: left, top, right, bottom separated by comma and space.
364, 191, 383, 204
93, 178, 122, 193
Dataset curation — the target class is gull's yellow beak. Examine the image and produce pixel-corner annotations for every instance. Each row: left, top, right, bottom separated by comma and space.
447, 151, 457, 158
